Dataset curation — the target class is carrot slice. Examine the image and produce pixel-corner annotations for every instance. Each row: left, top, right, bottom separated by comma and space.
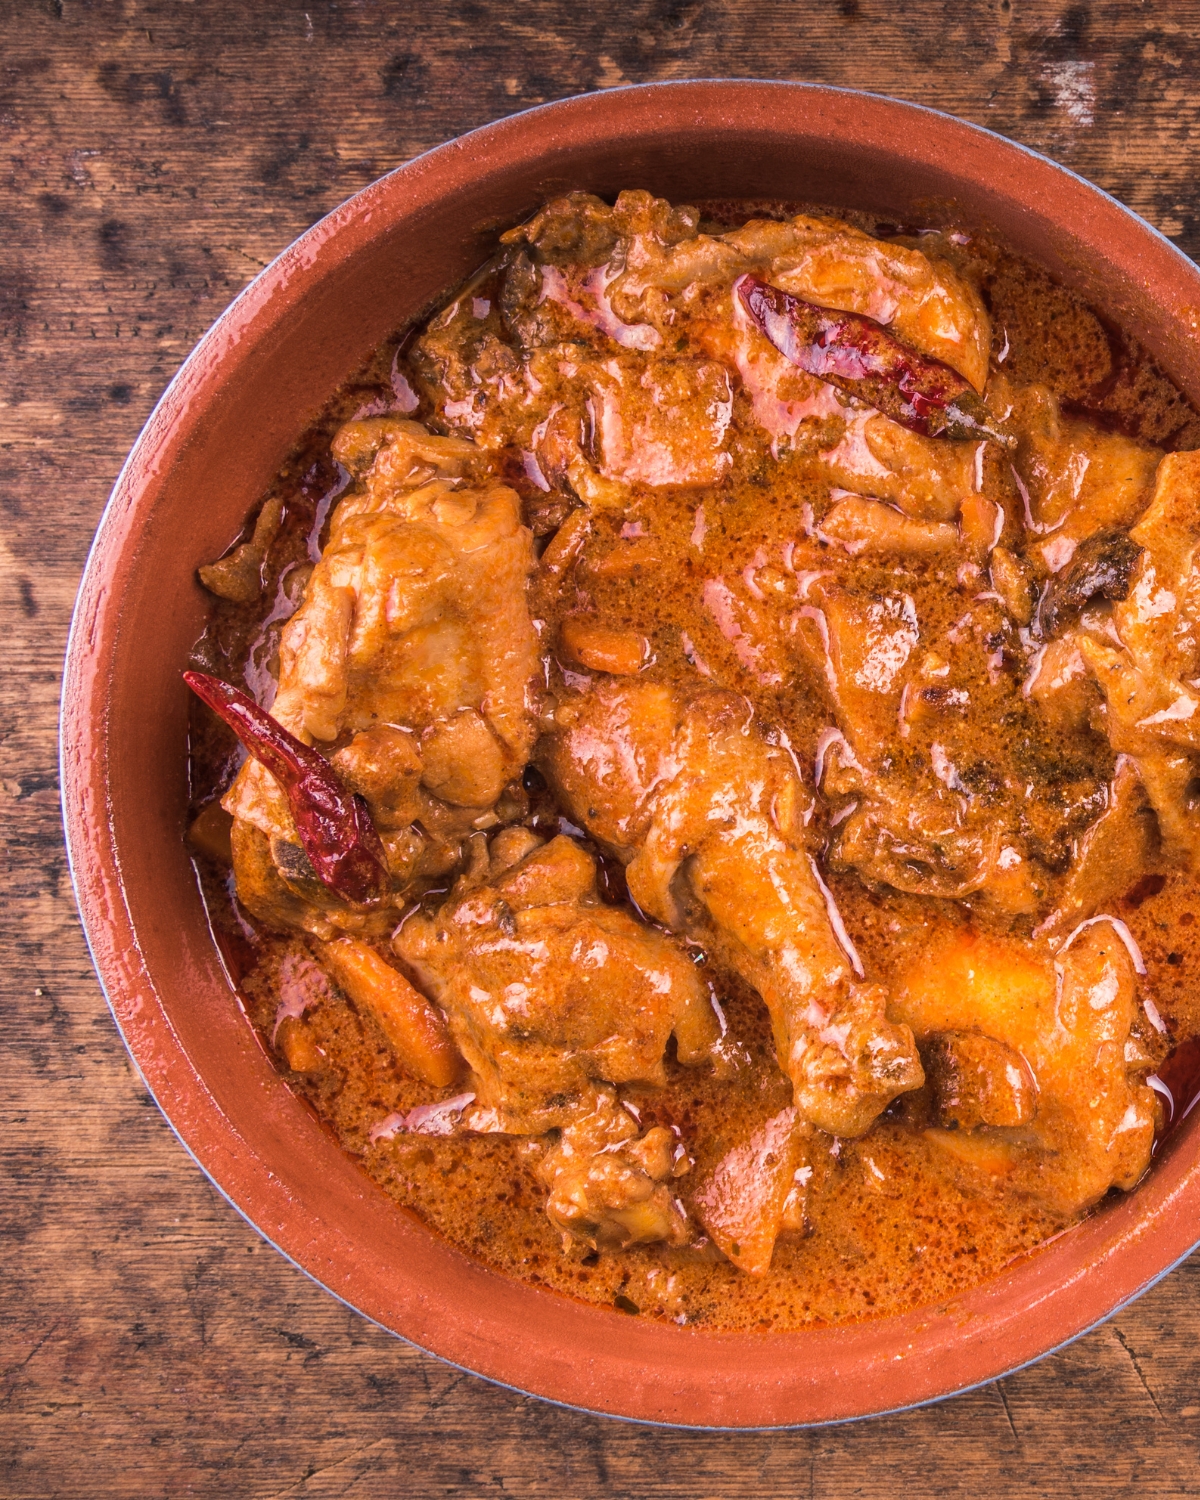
321, 938, 462, 1087
560, 617, 649, 676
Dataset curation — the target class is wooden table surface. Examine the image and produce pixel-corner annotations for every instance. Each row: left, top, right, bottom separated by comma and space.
6, 2, 1200, 1494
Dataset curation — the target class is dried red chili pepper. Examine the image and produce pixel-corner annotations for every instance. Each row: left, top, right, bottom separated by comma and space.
184, 671, 390, 907
736, 274, 1005, 443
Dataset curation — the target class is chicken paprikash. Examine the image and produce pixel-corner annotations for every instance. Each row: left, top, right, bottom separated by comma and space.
186, 192, 1200, 1329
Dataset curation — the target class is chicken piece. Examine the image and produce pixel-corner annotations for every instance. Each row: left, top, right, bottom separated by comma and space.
198, 495, 284, 603
1133, 749, 1200, 866
592, 198, 990, 388
324, 418, 537, 757
833, 783, 1041, 911
586, 355, 734, 487
796, 579, 1042, 912
393, 835, 722, 1133
819, 411, 981, 522
996, 376, 1159, 568
892, 923, 1157, 1215
1075, 453, 1200, 863
545, 679, 679, 851
1082, 639, 1200, 858
418, 709, 512, 808
693, 1107, 810, 1275
536, 1092, 690, 1251
222, 418, 539, 928
228, 816, 365, 937
693, 298, 844, 454
330, 722, 421, 828
393, 833, 718, 1250
819, 495, 958, 556
1036, 757, 1159, 938
690, 216, 987, 466
437, 192, 989, 472
417, 205, 693, 472
725, 216, 990, 388
508, 190, 698, 284
922, 1032, 1036, 1130
408, 269, 532, 448
1088, 452, 1200, 746
542, 682, 923, 1136
728, 566, 1084, 917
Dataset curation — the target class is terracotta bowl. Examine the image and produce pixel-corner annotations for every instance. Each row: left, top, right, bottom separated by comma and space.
61, 81, 1200, 1427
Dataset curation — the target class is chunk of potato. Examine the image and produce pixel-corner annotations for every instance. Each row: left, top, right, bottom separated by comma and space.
693, 1108, 807, 1275
893, 925, 1155, 1214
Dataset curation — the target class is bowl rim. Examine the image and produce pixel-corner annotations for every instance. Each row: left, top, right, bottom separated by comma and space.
60, 78, 1200, 1429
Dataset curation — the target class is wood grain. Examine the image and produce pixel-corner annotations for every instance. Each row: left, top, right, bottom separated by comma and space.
5, 1, 1200, 1493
